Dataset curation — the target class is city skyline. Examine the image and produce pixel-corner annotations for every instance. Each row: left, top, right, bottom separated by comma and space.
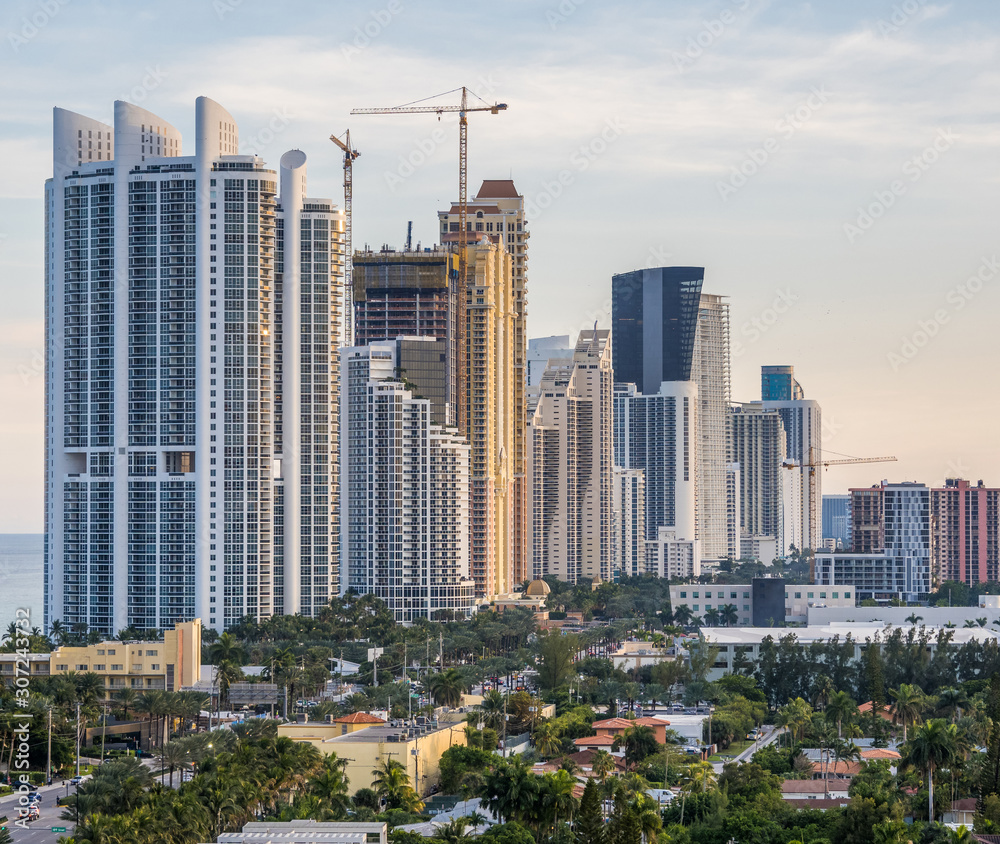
5, 0, 1000, 531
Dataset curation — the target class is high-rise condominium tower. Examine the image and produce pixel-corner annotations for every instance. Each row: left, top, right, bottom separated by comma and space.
613, 467, 647, 580
439, 180, 528, 588
932, 479, 1000, 585
340, 344, 474, 622
761, 365, 804, 401
527, 330, 613, 584
45, 99, 342, 634
691, 294, 731, 562
613, 382, 698, 550
761, 366, 822, 551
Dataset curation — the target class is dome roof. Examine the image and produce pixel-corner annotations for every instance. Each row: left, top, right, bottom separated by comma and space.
525, 579, 551, 597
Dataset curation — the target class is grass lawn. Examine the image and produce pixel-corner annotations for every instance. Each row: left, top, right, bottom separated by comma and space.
708, 739, 755, 762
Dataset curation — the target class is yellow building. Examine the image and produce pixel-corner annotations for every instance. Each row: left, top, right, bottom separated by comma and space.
48, 619, 201, 697
461, 239, 517, 599
440, 181, 528, 595
278, 715, 466, 797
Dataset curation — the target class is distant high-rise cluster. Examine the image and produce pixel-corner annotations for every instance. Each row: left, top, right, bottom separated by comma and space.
47, 98, 859, 635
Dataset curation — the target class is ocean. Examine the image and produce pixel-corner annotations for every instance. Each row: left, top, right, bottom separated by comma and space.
0, 534, 45, 632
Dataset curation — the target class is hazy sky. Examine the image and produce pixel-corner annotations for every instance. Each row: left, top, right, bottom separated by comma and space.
2, 0, 999, 533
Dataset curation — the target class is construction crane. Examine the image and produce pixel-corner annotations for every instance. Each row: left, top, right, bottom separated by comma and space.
329, 130, 360, 346
783, 453, 898, 471
352, 88, 507, 428
784, 451, 896, 565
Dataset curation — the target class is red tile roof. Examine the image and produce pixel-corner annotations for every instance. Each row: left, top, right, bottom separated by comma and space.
811, 761, 862, 776
635, 717, 670, 727
860, 748, 901, 760
781, 779, 844, 794
574, 735, 616, 747
476, 179, 520, 199
334, 712, 385, 724
592, 717, 635, 730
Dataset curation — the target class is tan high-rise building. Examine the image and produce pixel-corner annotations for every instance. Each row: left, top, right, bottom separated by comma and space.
460, 240, 516, 597
440, 180, 528, 589
527, 330, 614, 584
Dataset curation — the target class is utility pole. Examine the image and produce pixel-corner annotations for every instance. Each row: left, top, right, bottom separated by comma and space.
439, 630, 444, 669
46, 707, 52, 785
75, 702, 81, 777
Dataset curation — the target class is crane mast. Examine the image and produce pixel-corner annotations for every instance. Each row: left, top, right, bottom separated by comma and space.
351, 88, 507, 429
329, 130, 359, 346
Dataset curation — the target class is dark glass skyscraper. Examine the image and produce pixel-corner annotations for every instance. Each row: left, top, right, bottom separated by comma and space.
611, 267, 703, 394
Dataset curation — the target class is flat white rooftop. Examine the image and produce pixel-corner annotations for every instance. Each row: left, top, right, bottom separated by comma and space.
701, 622, 1000, 646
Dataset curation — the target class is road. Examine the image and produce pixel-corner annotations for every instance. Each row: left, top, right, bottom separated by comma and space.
1, 780, 79, 843
711, 725, 786, 773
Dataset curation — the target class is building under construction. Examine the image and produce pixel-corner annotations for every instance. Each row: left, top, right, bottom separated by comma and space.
353, 248, 460, 426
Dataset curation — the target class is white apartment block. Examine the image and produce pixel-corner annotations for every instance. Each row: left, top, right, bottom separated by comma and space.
725, 462, 741, 560
340, 344, 474, 623
613, 381, 698, 549
613, 467, 646, 580
761, 399, 823, 550
669, 581, 854, 627
691, 294, 731, 563
527, 330, 613, 584
645, 528, 700, 580
45, 98, 342, 634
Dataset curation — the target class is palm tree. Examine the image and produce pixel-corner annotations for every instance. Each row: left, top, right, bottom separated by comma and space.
592, 749, 616, 782
906, 719, 957, 822
155, 741, 192, 788
671, 605, 693, 628
889, 683, 924, 742
209, 632, 247, 666
427, 668, 467, 708
634, 793, 663, 844
719, 604, 739, 627
905, 613, 923, 625
612, 724, 659, 772
465, 811, 487, 836
542, 768, 579, 830
478, 689, 506, 732
115, 687, 138, 722
937, 688, 968, 723
703, 607, 721, 627
826, 690, 856, 739
372, 759, 422, 812
433, 817, 469, 843
532, 722, 561, 758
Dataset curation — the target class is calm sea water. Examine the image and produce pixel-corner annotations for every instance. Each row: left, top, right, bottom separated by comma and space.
0, 534, 45, 631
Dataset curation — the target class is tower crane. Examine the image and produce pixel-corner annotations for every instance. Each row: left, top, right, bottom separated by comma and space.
352, 88, 507, 428
784, 451, 897, 567
329, 130, 360, 346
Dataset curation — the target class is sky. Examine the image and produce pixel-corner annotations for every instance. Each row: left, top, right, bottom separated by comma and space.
2, 0, 999, 533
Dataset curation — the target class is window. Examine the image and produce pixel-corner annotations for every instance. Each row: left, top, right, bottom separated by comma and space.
76, 664, 88, 671
743, 605, 750, 612
820, 592, 826, 599
743, 592, 750, 599
693, 591, 700, 598
808, 592, 814, 599
845, 592, 851, 599
693, 605, 699, 612
107, 649, 116, 655
97, 649, 105, 655
833, 592, 839, 599
56, 664, 67, 671
794, 592, 801, 599
111, 664, 123, 671
151, 664, 160, 671
146, 650, 158, 656
679, 591, 687, 599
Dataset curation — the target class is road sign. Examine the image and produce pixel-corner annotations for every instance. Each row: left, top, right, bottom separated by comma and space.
52, 827, 67, 832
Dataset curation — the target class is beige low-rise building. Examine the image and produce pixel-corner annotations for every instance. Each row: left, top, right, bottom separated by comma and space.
609, 641, 676, 672
278, 715, 466, 797
47, 619, 201, 697
208, 820, 387, 844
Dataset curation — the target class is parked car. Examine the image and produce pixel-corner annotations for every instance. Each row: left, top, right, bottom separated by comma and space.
70, 775, 84, 786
